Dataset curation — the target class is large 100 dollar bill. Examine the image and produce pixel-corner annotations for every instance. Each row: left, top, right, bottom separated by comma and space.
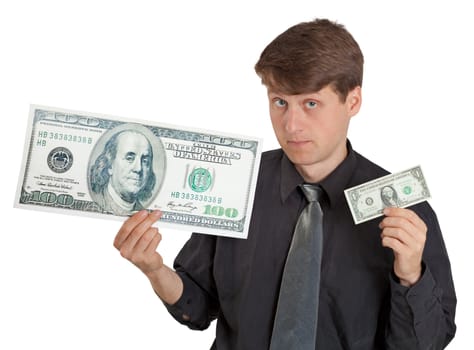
15, 105, 262, 238
344, 166, 431, 224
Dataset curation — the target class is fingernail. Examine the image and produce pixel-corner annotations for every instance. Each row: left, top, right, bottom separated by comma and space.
151, 210, 162, 217
130, 210, 147, 217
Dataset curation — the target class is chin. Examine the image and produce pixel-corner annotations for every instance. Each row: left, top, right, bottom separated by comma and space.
123, 186, 140, 195
285, 152, 319, 167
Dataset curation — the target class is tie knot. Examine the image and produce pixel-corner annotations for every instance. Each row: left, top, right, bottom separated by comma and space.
299, 184, 323, 203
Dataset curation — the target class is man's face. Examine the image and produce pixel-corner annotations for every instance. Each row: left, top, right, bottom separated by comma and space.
109, 132, 152, 202
268, 85, 361, 182
382, 187, 395, 200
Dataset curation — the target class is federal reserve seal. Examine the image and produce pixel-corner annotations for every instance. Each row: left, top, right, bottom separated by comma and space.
189, 168, 212, 192
47, 147, 73, 173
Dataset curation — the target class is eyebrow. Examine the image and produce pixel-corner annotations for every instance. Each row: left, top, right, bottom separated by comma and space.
268, 90, 323, 98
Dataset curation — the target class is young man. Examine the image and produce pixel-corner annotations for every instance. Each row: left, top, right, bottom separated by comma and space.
113, 19, 456, 349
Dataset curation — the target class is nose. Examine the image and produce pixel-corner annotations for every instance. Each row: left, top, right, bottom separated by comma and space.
131, 158, 143, 173
284, 105, 303, 133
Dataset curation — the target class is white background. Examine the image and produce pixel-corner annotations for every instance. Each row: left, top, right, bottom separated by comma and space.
1, 0, 472, 348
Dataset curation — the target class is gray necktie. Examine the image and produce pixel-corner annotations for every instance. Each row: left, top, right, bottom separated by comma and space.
270, 184, 324, 350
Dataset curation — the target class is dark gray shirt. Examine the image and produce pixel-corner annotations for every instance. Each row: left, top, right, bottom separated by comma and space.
166, 142, 456, 349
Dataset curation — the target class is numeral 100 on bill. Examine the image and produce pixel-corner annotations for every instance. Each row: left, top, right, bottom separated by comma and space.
203, 205, 239, 218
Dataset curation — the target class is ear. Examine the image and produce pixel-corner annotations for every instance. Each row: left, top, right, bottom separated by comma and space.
347, 86, 362, 117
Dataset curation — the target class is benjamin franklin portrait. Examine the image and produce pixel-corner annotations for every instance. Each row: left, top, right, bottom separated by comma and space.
89, 123, 165, 215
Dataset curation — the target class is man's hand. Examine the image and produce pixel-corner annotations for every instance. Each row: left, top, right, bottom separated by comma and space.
379, 207, 427, 287
114, 210, 164, 276
113, 210, 184, 305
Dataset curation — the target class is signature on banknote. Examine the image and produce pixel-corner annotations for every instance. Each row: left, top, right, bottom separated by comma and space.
167, 201, 198, 213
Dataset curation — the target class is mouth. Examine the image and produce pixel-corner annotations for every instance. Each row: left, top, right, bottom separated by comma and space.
127, 176, 143, 185
287, 140, 311, 147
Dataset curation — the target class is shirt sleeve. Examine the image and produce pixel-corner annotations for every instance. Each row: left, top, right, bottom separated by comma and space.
385, 204, 457, 350
163, 233, 219, 331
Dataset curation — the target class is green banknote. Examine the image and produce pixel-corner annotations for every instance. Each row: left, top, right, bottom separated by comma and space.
15, 105, 262, 239
344, 166, 431, 224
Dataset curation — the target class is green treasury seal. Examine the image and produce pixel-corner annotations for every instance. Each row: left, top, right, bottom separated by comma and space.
189, 168, 212, 193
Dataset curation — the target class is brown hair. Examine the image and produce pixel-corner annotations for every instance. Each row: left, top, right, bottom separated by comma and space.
254, 19, 364, 102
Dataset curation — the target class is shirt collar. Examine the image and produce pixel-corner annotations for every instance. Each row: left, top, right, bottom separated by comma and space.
280, 152, 305, 203
319, 140, 357, 208
279, 140, 358, 208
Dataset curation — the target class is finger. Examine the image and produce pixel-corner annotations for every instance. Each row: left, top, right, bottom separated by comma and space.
381, 226, 426, 257
126, 229, 163, 271
144, 229, 162, 255
381, 235, 409, 255
132, 227, 160, 255
114, 210, 149, 249
122, 210, 162, 251
383, 207, 427, 232
381, 212, 427, 246
379, 215, 418, 239
121, 227, 159, 263
380, 226, 417, 248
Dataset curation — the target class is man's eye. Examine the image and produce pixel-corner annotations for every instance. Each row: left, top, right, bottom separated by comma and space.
125, 153, 136, 162
274, 99, 287, 107
306, 101, 317, 109
142, 157, 150, 165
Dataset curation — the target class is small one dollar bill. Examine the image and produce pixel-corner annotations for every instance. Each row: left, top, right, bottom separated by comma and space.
344, 166, 430, 224
14, 105, 262, 239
